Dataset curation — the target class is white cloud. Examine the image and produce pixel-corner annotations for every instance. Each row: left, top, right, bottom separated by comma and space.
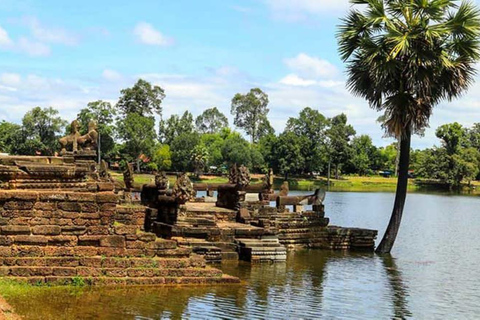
0, 25, 13, 47
24, 17, 78, 45
284, 53, 338, 79
279, 74, 317, 86
1, 73, 21, 86
264, 0, 349, 22
133, 22, 172, 46
17, 37, 50, 56
102, 69, 123, 82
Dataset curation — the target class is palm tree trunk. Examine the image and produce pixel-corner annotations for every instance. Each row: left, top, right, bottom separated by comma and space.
376, 129, 411, 254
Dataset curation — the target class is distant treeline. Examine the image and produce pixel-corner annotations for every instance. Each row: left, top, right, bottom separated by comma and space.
1, 79, 479, 188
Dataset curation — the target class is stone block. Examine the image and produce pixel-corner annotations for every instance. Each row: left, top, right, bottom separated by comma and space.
61, 226, 87, 235
4, 201, 34, 210
38, 192, 67, 201
58, 202, 81, 212
1, 225, 31, 235
48, 236, 77, 246
100, 236, 126, 248
52, 267, 76, 277
80, 203, 98, 213
32, 225, 61, 235
66, 193, 96, 202
96, 193, 118, 203
34, 202, 56, 210
13, 235, 48, 245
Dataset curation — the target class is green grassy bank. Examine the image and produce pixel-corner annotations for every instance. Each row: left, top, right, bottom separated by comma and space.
110, 171, 480, 194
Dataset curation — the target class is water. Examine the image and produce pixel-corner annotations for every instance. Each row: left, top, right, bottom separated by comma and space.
4, 192, 480, 319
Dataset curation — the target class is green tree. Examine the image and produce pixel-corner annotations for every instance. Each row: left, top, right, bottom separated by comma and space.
191, 144, 209, 177
170, 132, 200, 172
0, 121, 21, 154
152, 144, 172, 171
435, 122, 467, 155
195, 107, 229, 134
221, 133, 252, 167
14, 107, 67, 156
116, 79, 165, 116
348, 135, 379, 175
159, 111, 195, 145
326, 114, 356, 179
286, 107, 328, 174
231, 88, 271, 144
117, 113, 156, 171
338, 0, 480, 253
273, 132, 305, 179
77, 100, 117, 160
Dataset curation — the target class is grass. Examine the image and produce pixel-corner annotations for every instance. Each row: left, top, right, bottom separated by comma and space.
109, 170, 480, 194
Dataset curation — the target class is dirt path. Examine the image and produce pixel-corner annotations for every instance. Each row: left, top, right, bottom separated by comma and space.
0, 296, 20, 320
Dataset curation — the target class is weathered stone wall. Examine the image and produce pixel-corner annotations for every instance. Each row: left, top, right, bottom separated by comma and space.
0, 190, 239, 285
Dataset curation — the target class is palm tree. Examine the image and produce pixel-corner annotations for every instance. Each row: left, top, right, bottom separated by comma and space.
338, 0, 480, 253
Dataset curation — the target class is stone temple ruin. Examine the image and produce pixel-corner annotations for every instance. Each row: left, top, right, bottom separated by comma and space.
0, 121, 238, 285
0, 118, 377, 285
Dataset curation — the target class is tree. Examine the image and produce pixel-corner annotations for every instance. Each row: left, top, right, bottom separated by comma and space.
191, 144, 209, 177
77, 100, 117, 161
231, 88, 270, 144
286, 107, 328, 175
221, 133, 252, 167
117, 113, 156, 171
152, 144, 172, 171
195, 107, 229, 134
348, 135, 379, 175
0, 121, 21, 154
116, 79, 165, 116
273, 132, 305, 179
14, 107, 67, 156
159, 111, 195, 145
436, 122, 467, 155
170, 132, 200, 172
338, 0, 480, 253
326, 114, 356, 179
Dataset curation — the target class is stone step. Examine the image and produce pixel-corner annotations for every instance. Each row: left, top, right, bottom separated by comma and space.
1, 266, 223, 278
2, 274, 241, 286
0, 256, 206, 269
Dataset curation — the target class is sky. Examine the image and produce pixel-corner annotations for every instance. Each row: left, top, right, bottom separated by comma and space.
1, 0, 480, 149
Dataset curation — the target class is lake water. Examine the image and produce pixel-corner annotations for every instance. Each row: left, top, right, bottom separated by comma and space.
5, 192, 480, 319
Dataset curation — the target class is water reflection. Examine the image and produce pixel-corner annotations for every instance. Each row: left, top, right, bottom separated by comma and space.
380, 255, 412, 319
4, 192, 480, 319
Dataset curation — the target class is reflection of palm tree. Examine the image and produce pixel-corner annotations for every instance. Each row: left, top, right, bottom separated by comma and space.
381, 255, 412, 319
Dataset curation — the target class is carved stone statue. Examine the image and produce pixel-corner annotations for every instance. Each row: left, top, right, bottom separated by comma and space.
227, 164, 250, 190
98, 160, 112, 182
77, 120, 98, 151
237, 165, 250, 190
228, 164, 239, 184
155, 171, 169, 190
59, 120, 80, 154
172, 173, 196, 204
123, 163, 135, 190
279, 181, 289, 196
265, 168, 274, 190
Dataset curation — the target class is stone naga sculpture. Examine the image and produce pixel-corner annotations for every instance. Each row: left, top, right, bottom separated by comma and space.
228, 164, 250, 190
172, 173, 196, 204
123, 163, 135, 190
155, 171, 169, 190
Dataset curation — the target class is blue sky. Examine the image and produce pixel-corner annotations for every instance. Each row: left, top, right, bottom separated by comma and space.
1, 0, 480, 149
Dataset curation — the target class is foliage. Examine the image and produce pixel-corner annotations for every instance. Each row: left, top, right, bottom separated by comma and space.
170, 132, 200, 172
195, 107, 229, 133
152, 144, 172, 170
326, 113, 356, 177
231, 88, 271, 143
286, 107, 328, 174
13, 107, 67, 156
0, 121, 21, 154
77, 100, 117, 158
116, 79, 165, 116
273, 131, 305, 177
159, 111, 195, 145
191, 144, 209, 176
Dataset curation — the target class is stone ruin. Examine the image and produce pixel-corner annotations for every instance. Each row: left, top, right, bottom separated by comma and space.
0, 119, 238, 286
141, 165, 378, 263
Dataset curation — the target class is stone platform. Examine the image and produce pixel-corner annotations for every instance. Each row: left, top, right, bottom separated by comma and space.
0, 190, 239, 285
